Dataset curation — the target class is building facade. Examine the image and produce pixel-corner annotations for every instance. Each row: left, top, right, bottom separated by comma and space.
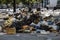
43, 0, 60, 8
56, 0, 60, 7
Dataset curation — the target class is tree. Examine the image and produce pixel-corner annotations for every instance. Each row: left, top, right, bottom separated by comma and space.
0, 0, 42, 8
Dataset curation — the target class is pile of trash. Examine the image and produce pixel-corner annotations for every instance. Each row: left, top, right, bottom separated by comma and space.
0, 8, 60, 34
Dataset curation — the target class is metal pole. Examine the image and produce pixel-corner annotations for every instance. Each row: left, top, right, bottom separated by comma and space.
13, 0, 16, 13
42, 0, 43, 8
45, 0, 46, 8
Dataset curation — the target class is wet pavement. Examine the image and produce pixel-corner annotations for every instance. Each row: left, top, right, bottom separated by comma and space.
0, 33, 60, 40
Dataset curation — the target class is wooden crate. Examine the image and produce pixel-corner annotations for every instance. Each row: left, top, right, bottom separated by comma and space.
6, 27, 16, 34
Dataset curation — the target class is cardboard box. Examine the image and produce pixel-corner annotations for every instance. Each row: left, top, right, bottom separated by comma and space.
6, 27, 16, 34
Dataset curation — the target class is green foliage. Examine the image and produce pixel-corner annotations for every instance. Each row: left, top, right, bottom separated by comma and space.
0, 0, 42, 4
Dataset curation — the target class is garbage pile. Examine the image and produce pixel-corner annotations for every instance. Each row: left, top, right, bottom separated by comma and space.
0, 8, 60, 34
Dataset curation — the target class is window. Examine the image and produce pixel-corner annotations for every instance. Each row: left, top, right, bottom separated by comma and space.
57, 0, 60, 5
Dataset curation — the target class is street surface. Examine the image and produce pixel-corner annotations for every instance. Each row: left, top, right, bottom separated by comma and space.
0, 33, 60, 40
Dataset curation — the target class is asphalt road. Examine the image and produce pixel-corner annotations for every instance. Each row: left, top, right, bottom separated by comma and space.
0, 33, 60, 40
